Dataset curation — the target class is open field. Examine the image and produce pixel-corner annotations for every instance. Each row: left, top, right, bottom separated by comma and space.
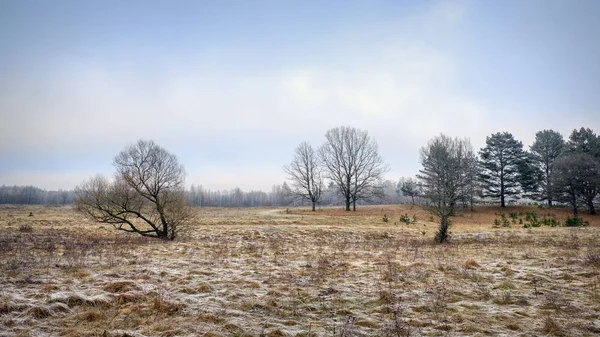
1, 204, 600, 336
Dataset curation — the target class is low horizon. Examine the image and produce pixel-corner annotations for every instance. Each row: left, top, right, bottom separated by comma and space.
2, 0, 599, 191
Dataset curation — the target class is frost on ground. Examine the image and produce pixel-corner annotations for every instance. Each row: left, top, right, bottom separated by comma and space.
0, 205, 599, 336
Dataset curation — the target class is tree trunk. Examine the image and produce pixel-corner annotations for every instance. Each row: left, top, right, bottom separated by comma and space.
352, 199, 356, 212
500, 170, 505, 207
156, 202, 170, 239
345, 197, 351, 211
312, 201, 316, 212
548, 199, 552, 207
588, 198, 596, 215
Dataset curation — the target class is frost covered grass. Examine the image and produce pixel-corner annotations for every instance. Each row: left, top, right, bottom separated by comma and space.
0, 204, 599, 336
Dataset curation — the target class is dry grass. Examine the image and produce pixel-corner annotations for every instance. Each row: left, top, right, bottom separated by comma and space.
0, 204, 599, 336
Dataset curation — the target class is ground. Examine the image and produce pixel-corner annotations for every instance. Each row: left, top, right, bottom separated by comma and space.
1, 204, 599, 337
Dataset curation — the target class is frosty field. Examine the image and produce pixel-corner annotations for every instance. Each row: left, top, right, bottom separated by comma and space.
1, 205, 599, 337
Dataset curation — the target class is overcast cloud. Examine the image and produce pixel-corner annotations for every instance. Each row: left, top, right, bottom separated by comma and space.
1, 0, 599, 190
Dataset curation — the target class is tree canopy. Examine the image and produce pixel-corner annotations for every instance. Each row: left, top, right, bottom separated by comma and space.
75, 140, 191, 240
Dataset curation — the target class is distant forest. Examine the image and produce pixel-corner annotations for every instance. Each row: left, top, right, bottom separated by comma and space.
0, 181, 409, 207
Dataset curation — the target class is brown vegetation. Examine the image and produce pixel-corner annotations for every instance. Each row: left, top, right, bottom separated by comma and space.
0, 204, 599, 336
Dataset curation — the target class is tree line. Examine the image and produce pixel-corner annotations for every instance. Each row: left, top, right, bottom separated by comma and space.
186, 182, 404, 208
0, 181, 406, 207
410, 127, 600, 243
0, 185, 75, 205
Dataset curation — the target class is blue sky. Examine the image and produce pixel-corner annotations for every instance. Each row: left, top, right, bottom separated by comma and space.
1, 0, 599, 190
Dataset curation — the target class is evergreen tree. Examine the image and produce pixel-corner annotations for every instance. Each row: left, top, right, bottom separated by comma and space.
565, 127, 600, 158
530, 130, 564, 206
398, 177, 421, 205
479, 132, 527, 207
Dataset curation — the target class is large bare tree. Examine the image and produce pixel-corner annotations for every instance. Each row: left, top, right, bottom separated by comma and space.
319, 126, 388, 211
284, 142, 323, 211
75, 140, 191, 240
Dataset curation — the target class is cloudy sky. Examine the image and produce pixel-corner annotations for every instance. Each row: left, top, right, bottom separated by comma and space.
1, 0, 599, 191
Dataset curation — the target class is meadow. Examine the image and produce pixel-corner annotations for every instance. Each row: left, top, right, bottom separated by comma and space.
1, 204, 599, 336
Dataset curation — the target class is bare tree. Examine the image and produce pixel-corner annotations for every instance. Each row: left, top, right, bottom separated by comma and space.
418, 134, 474, 243
284, 142, 323, 211
75, 140, 191, 240
319, 126, 388, 211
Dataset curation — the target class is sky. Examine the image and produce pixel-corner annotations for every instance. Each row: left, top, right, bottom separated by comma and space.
1, 0, 599, 191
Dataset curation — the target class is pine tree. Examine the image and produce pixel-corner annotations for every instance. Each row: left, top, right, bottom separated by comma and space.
479, 132, 526, 207
530, 130, 564, 206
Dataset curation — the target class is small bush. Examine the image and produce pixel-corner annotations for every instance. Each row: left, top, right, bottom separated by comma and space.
464, 259, 480, 269
523, 212, 541, 228
564, 216, 589, 227
18, 224, 33, 233
399, 213, 411, 225
584, 250, 600, 266
493, 214, 510, 228
435, 218, 451, 243
500, 214, 510, 227
28, 212, 33, 217
412, 215, 417, 223
541, 317, 566, 336
382, 214, 389, 223
541, 217, 561, 227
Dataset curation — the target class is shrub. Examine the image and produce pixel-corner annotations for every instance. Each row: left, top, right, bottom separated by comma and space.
584, 250, 600, 266
399, 213, 411, 225
500, 214, 510, 227
493, 214, 511, 228
523, 212, 541, 228
382, 214, 389, 223
435, 217, 451, 243
540, 217, 561, 227
564, 216, 589, 227
18, 224, 33, 233
28, 212, 33, 217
